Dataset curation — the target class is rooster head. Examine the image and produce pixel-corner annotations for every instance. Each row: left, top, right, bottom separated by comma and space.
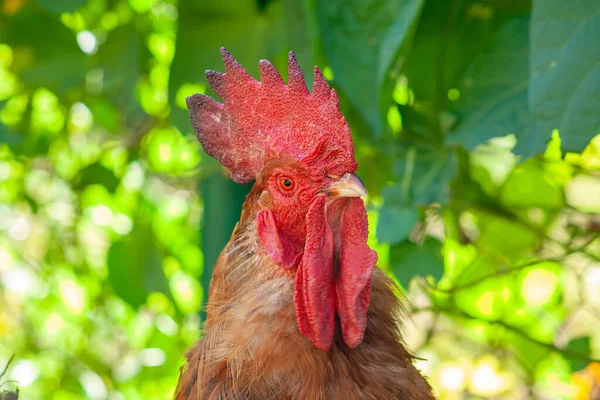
187, 48, 378, 351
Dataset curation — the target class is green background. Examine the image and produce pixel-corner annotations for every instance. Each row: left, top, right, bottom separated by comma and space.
0, 0, 599, 398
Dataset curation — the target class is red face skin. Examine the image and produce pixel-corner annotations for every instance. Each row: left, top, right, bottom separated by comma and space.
254, 158, 377, 351
260, 162, 336, 248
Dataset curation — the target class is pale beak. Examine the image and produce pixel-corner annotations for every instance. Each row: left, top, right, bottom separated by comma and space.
318, 173, 368, 198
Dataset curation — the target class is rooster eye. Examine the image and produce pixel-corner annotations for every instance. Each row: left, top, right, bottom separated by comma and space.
279, 177, 295, 191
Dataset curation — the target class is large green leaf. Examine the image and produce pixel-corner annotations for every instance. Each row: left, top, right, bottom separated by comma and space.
401, 0, 502, 105
316, 0, 425, 133
392, 145, 456, 205
377, 185, 419, 245
390, 238, 443, 288
524, 0, 600, 156
447, 17, 531, 150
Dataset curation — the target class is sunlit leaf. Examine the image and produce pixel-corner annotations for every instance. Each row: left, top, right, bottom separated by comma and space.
474, 210, 539, 261
499, 161, 564, 209
454, 275, 515, 320
518, 262, 561, 306
565, 175, 600, 213
580, 134, 600, 170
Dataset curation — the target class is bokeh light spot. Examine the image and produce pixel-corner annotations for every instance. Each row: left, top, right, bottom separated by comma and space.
91, 205, 114, 226
447, 88, 460, 101
76, 31, 98, 55
387, 106, 402, 135
474, 291, 494, 317
139, 348, 166, 367
10, 360, 39, 387
438, 363, 466, 392
59, 279, 85, 314
522, 268, 557, 305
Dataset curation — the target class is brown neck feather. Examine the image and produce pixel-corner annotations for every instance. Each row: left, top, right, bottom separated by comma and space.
175, 194, 434, 400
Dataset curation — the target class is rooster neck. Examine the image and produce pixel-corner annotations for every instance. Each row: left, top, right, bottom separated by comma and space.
176, 219, 433, 400
205, 216, 297, 325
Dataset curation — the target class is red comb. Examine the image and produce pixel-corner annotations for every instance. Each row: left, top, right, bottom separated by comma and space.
186, 48, 357, 184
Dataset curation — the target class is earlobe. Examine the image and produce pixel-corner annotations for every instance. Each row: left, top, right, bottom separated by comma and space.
256, 210, 302, 268
257, 190, 274, 210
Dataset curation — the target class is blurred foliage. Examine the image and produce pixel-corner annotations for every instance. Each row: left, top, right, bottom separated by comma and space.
0, 0, 599, 399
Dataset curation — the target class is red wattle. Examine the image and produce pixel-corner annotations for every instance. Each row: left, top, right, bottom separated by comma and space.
294, 196, 335, 350
293, 196, 377, 350
335, 198, 377, 347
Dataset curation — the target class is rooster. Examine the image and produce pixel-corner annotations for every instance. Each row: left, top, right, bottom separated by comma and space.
175, 48, 434, 400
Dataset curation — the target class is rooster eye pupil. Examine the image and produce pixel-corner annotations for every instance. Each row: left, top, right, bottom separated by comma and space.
279, 177, 294, 191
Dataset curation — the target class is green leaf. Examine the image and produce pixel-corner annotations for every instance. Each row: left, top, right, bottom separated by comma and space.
377, 186, 419, 244
401, 0, 500, 104
447, 17, 531, 150
107, 216, 169, 309
499, 160, 564, 209
392, 145, 456, 205
477, 210, 539, 259
390, 237, 443, 288
1, 7, 89, 93
316, 0, 425, 133
525, 0, 600, 156
504, 330, 550, 371
34, 0, 86, 14
467, 137, 518, 198
565, 336, 591, 372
